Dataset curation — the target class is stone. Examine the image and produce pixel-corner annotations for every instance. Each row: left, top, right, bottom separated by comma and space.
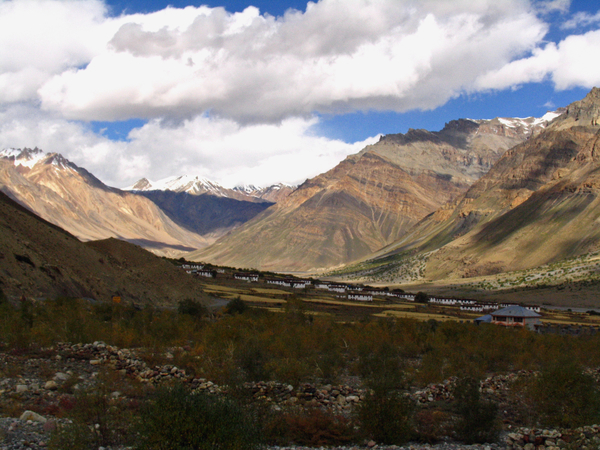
90, 359, 102, 365
44, 380, 58, 390
20, 410, 47, 424
16, 384, 27, 393
54, 372, 69, 381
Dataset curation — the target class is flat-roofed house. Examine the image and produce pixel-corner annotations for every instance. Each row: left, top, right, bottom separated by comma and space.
490, 305, 541, 330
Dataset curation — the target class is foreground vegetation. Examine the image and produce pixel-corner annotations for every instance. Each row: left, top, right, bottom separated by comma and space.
2, 295, 600, 447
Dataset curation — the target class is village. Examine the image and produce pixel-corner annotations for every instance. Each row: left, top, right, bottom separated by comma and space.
179, 263, 600, 334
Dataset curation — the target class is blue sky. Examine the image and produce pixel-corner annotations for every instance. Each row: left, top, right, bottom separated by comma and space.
0, 0, 599, 187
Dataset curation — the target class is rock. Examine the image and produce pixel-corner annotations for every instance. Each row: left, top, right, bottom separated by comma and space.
54, 372, 69, 381
90, 359, 102, 365
44, 380, 58, 390
367, 440, 377, 448
20, 410, 47, 423
16, 384, 27, 393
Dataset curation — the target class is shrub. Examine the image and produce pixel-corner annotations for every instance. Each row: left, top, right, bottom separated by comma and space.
137, 384, 262, 450
528, 358, 600, 428
178, 298, 208, 318
226, 297, 248, 315
415, 408, 452, 443
49, 387, 136, 450
264, 408, 358, 446
356, 389, 415, 445
453, 376, 500, 444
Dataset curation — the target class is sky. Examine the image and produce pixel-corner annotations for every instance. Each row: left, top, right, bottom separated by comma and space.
1, 0, 600, 188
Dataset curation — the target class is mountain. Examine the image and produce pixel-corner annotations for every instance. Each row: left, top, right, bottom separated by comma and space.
132, 190, 274, 237
126, 176, 296, 238
128, 175, 295, 203
190, 114, 554, 271
0, 190, 209, 305
0, 148, 208, 257
233, 183, 296, 203
357, 88, 600, 282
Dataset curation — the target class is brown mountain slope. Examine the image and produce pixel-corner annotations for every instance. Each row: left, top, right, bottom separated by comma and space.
362, 88, 600, 282
191, 117, 546, 271
0, 190, 208, 305
0, 149, 208, 257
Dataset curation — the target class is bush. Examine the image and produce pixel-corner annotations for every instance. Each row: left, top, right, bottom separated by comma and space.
356, 389, 415, 445
178, 298, 208, 318
49, 387, 136, 450
137, 384, 262, 450
264, 408, 358, 447
528, 358, 600, 428
226, 297, 248, 315
453, 376, 500, 444
415, 408, 452, 443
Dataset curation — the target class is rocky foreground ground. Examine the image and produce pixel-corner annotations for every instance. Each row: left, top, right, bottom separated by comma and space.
2, 342, 600, 450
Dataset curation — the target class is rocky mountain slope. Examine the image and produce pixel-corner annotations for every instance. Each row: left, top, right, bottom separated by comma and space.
191, 115, 553, 271
0, 148, 210, 257
0, 190, 208, 304
358, 88, 600, 282
133, 189, 274, 237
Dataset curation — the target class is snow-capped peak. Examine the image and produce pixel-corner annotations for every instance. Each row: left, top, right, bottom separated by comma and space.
1, 147, 47, 169
127, 175, 227, 195
233, 184, 262, 194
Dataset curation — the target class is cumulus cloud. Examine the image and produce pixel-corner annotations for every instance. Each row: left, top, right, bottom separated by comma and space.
0, 0, 112, 103
0, 105, 375, 188
475, 29, 600, 91
32, 0, 549, 122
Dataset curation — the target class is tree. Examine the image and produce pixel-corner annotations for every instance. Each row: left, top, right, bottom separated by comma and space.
528, 357, 600, 428
453, 376, 500, 444
355, 342, 415, 444
414, 291, 429, 303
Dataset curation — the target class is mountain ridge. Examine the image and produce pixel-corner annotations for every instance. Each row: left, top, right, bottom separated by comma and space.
191, 112, 556, 271
348, 88, 600, 284
0, 148, 209, 256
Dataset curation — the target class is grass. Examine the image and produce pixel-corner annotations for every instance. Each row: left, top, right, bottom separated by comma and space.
375, 310, 471, 321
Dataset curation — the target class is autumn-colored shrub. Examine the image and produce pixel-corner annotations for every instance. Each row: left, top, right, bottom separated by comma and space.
49, 385, 137, 450
415, 408, 452, 443
264, 408, 358, 446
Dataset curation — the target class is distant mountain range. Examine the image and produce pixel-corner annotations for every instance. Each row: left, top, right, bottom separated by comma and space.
127, 175, 295, 203
191, 113, 558, 271
2, 91, 594, 286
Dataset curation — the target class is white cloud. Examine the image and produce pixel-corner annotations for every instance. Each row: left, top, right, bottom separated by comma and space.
30, 0, 548, 122
475, 29, 600, 91
561, 10, 600, 29
0, 105, 375, 188
0, 0, 112, 103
